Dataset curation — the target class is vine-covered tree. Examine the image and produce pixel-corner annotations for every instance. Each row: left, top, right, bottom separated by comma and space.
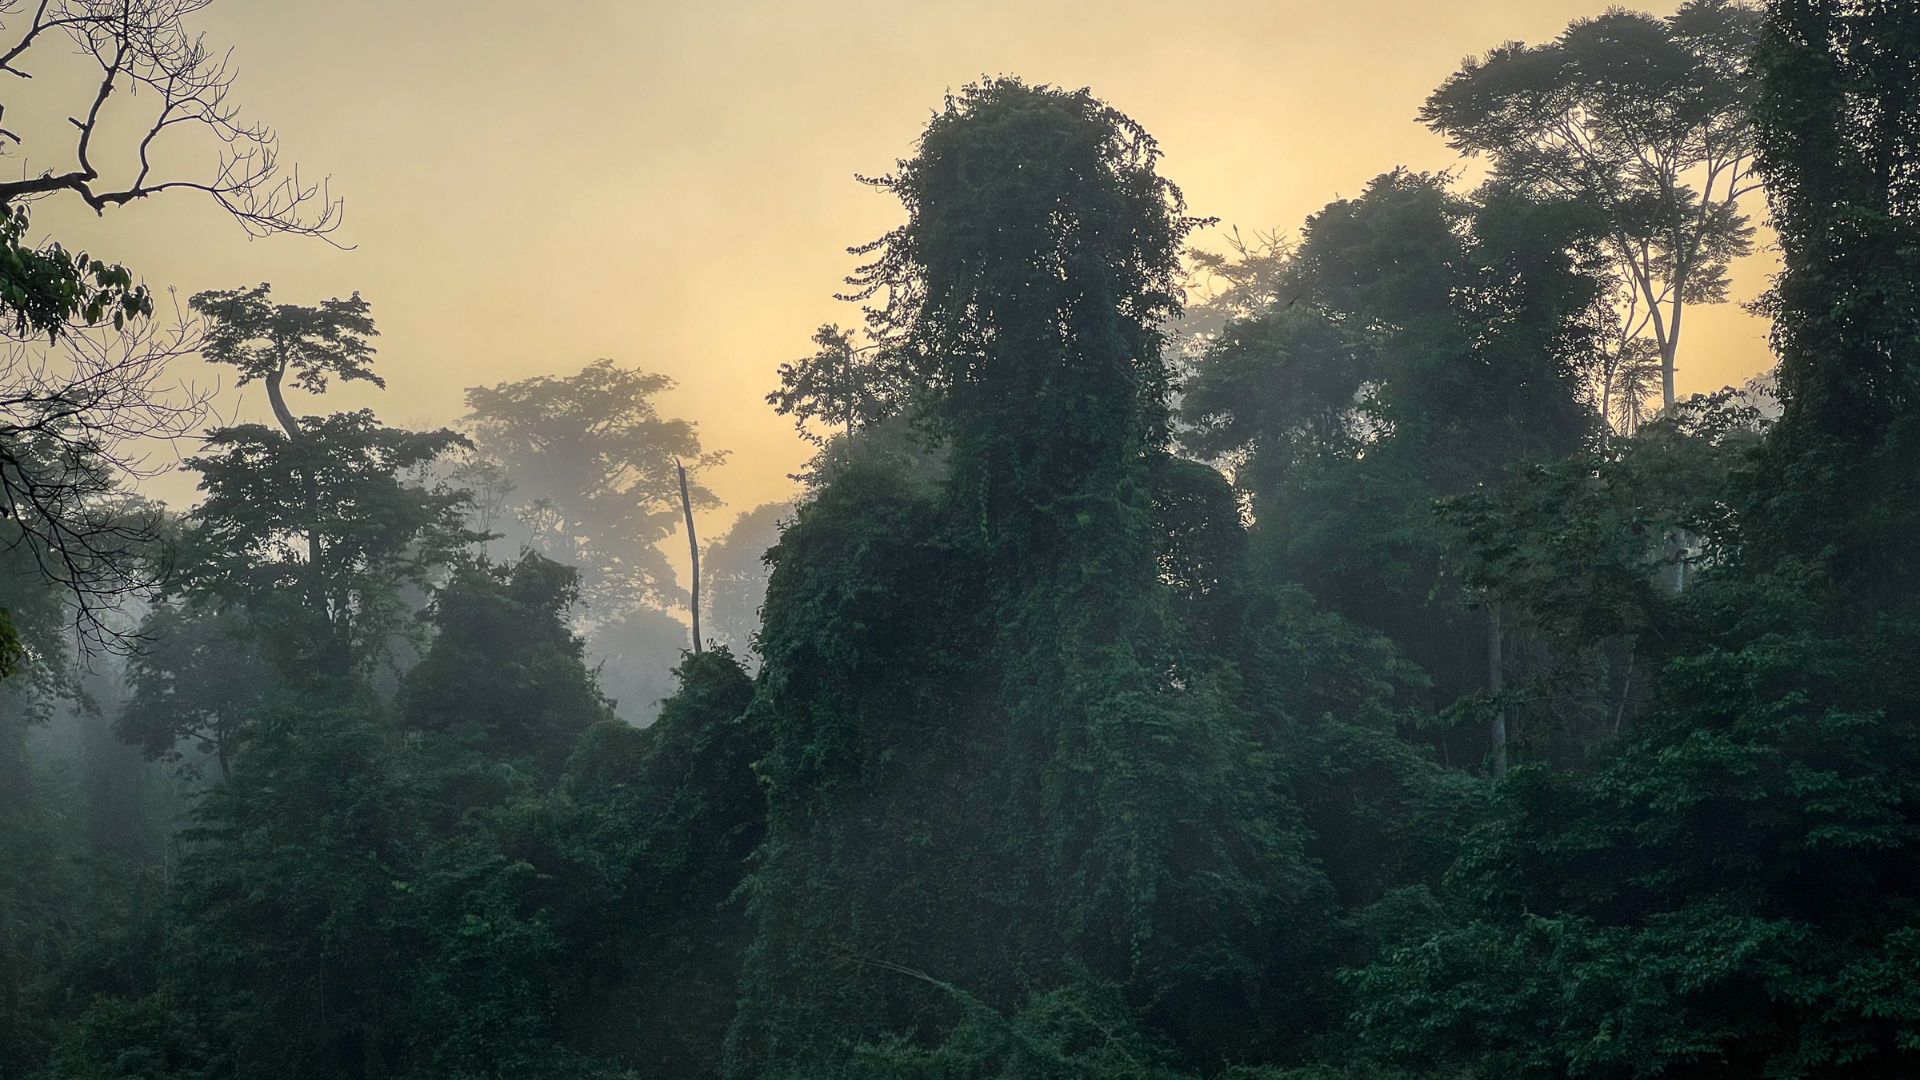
729, 78, 1341, 1075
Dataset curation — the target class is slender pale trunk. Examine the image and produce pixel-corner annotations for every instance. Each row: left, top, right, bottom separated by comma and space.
677, 459, 701, 654
1612, 648, 1636, 736
1600, 366, 1615, 436
1487, 605, 1508, 778
1637, 284, 1676, 415
263, 366, 329, 624
1661, 297, 1684, 413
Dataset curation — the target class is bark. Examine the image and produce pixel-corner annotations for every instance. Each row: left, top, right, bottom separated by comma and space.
678, 459, 702, 654
1487, 605, 1508, 778
264, 362, 335, 664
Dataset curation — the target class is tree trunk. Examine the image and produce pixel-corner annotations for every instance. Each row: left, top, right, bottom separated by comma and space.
677, 459, 702, 654
1660, 318, 1680, 412
1487, 605, 1508, 778
265, 366, 336, 668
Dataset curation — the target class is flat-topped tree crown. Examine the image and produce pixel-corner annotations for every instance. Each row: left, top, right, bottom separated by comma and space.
190, 284, 382, 396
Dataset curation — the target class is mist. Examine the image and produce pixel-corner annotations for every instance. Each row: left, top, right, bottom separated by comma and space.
5, 2, 1918, 1078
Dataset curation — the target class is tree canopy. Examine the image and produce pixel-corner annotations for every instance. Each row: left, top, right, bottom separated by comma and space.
17, 4, 1920, 1079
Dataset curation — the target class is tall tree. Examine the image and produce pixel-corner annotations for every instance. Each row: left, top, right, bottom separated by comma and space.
0, 0, 337, 659
188, 286, 382, 615
1181, 170, 1601, 767
463, 359, 723, 616
181, 287, 475, 674
730, 79, 1333, 1075
1421, 0, 1764, 412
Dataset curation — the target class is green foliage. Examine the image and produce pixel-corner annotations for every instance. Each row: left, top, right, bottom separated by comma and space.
463, 359, 722, 612
1343, 593, 1920, 1075
118, 603, 273, 778
1326, 12, 1920, 1077
726, 80, 1421, 1078
847, 77, 1200, 521
180, 285, 478, 676
1182, 168, 1601, 761
0, 607, 21, 680
180, 410, 478, 673
189, 284, 383, 394
1744, 0, 1920, 606
401, 552, 612, 779
768, 325, 909, 448
20, 15, 1920, 1080
0, 206, 151, 340
556, 648, 764, 1079
772, 975, 1192, 1080
700, 501, 794, 660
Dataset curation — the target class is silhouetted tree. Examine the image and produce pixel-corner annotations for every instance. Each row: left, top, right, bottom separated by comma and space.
1421, 1, 1764, 411
463, 360, 723, 616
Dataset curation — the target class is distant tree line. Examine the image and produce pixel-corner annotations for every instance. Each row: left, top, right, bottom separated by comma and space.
6, 2, 1920, 1079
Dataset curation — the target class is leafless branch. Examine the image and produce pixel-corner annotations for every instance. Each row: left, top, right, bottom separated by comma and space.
0, 292, 210, 653
0, 0, 343, 241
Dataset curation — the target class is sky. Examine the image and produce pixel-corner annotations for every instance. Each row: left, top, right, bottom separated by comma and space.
20, 0, 1777, 543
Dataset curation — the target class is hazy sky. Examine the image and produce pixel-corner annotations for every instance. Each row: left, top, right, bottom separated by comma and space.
26, 0, 1776, 537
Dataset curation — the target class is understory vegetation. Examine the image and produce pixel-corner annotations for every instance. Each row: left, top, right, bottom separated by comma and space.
5, 2, 1919, 1077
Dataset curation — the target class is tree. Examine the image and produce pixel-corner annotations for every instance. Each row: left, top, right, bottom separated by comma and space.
699, 501, 792, 661
0, 0, 339, 660
730, 80, 1337, 1075
0, 424, 172, 659
1744, 0, 1920, 603
181, 410, 475, 674
844, 80, 1199, 534
1334, 10, 1920, 1073
1181, 169, 1601, 766
2, 314, 208, 656
0, 0, 340, 239
1421, 0, 1764, 413
118, 600, 272, 778
400, 553, 612, 780
181, 286, 476, 674
188, 284, 381, 609
557, 648, 764, 1080
463, 359, 723, 615
766, 324, 907, 447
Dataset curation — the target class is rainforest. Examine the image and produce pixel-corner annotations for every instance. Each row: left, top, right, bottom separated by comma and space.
4, 2, 1920, 1077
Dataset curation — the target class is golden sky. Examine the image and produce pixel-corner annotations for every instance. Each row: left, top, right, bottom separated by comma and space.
28, 0, 1777, 536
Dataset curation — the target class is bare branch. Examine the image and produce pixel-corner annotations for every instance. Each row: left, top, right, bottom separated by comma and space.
0, 0, 344, 241
0, 292, 210, 654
